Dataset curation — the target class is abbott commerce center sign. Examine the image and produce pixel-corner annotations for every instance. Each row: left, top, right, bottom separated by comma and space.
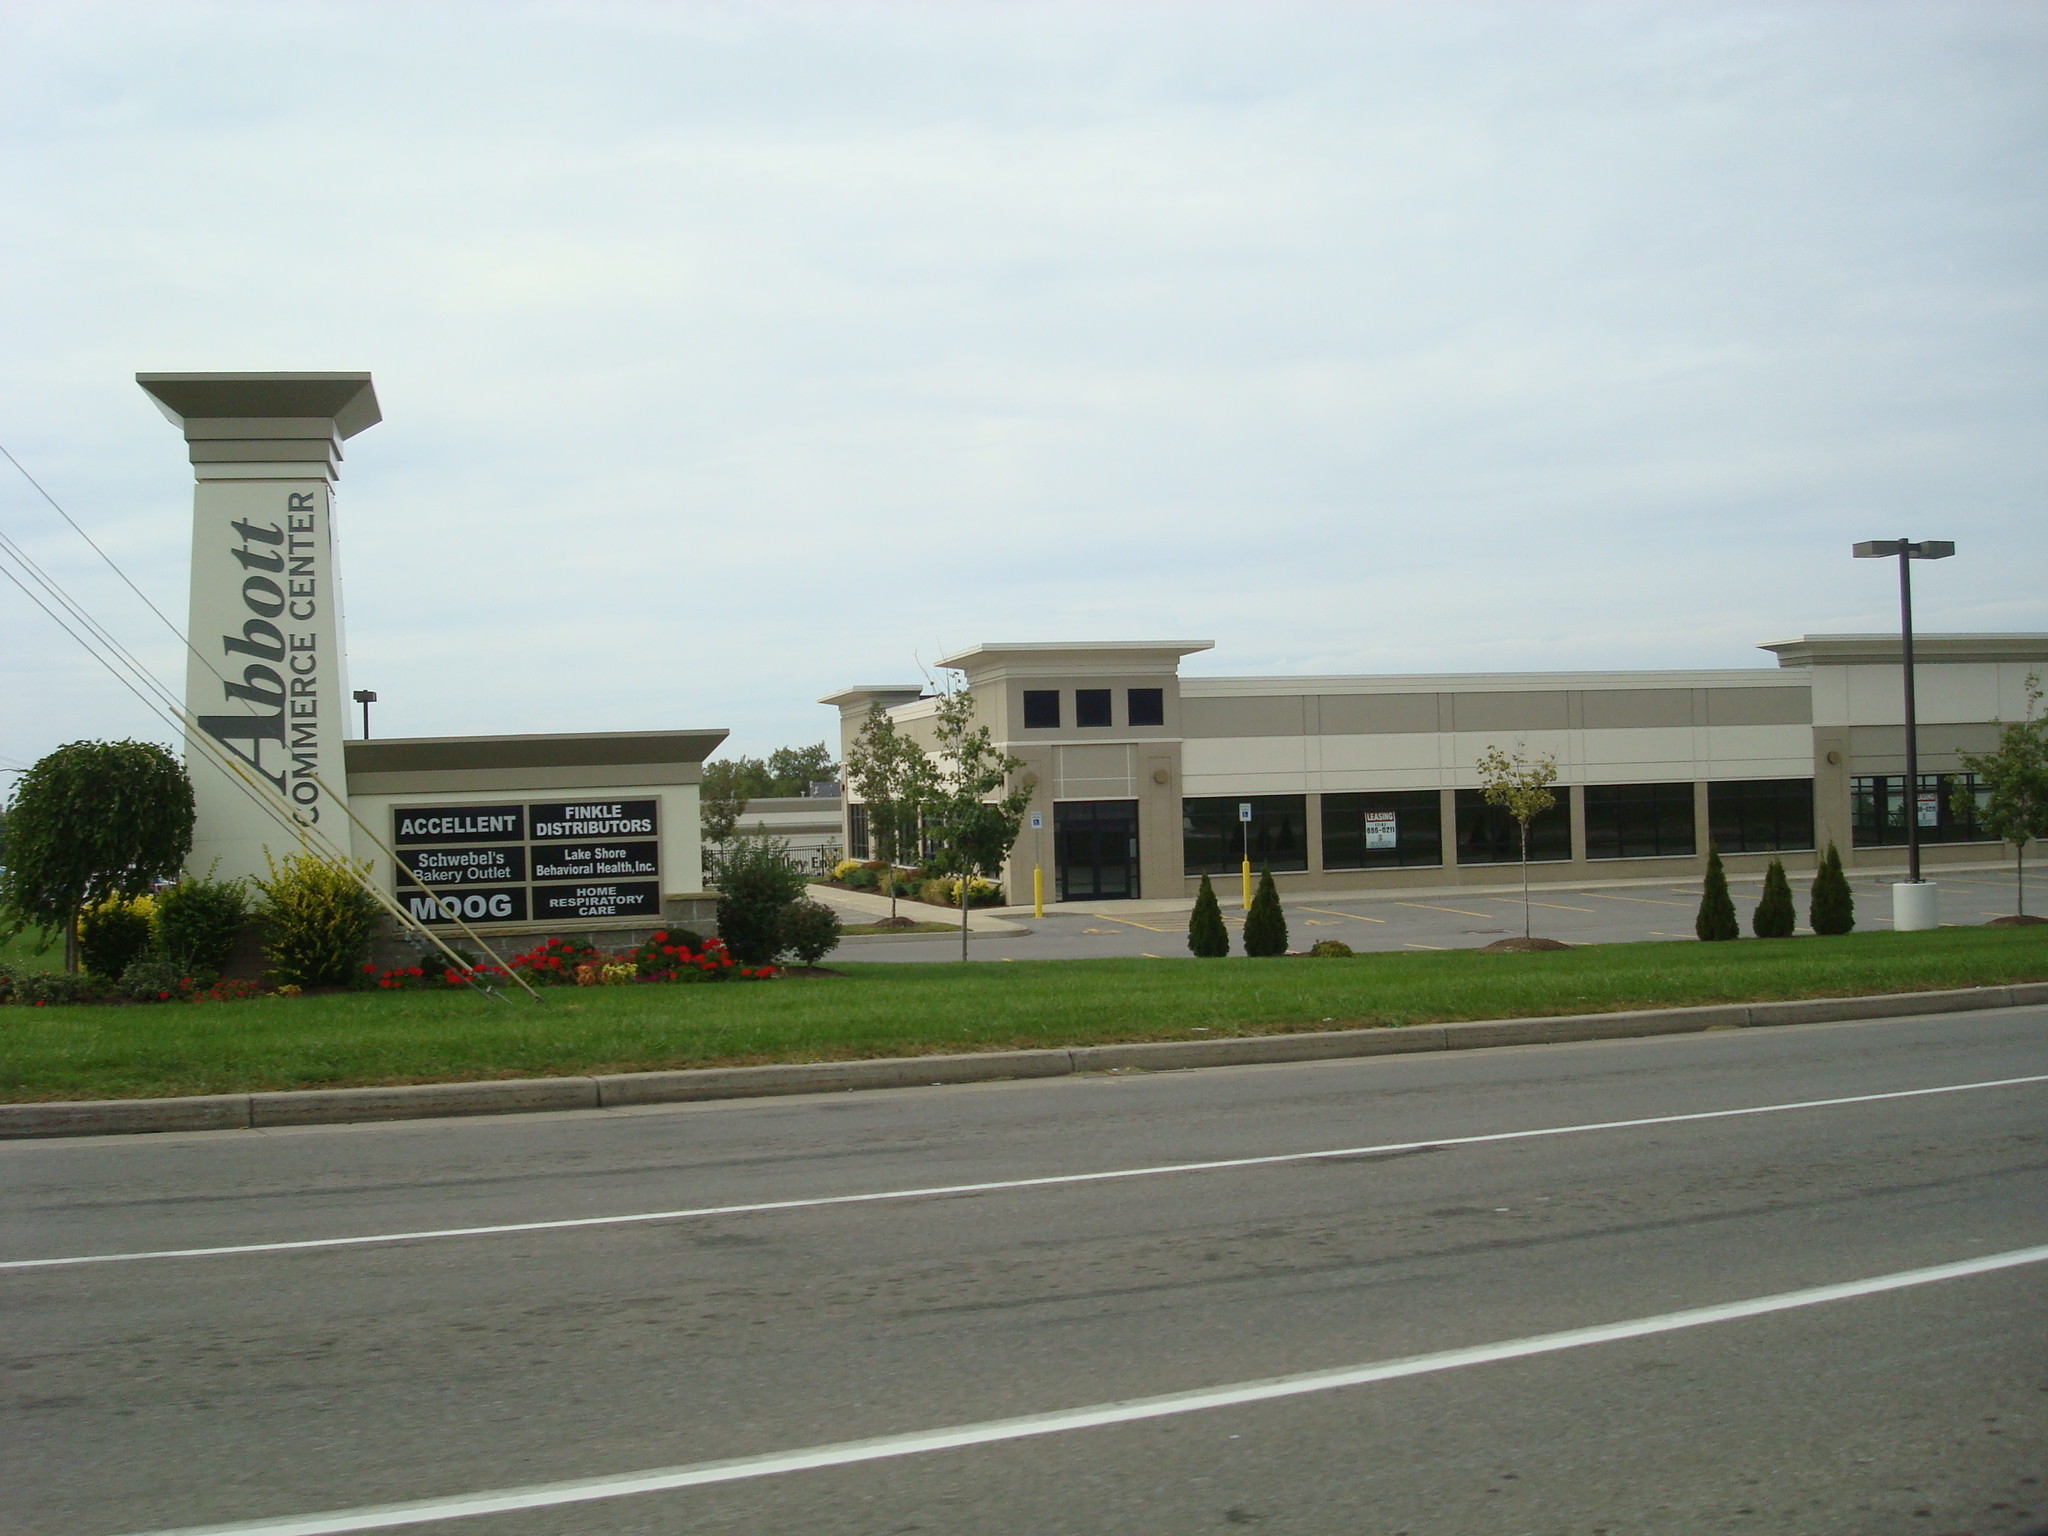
394, 800, 661, 925
139, 373, 378, 882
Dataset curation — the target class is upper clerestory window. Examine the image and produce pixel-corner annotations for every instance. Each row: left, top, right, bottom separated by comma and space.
1023, 690, 1061, 729
1075, 689, 1113, 727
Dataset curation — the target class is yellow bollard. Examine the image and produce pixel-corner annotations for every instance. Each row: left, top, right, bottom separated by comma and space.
1241, 858, 1253, 910
1033, 864, 1044, 918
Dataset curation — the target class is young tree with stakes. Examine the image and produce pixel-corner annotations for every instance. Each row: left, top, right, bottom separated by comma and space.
920, 683, 1033, 961
842, 703, 935, 921
1953, 672, 2048, 921
0, 740, 194, 973
1476, 743, 1559, 940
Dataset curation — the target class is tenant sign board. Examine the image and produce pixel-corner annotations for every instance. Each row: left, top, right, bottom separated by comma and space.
394, 799, 661, 925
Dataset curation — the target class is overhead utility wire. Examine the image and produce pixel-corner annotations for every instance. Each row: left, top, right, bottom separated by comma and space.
1, 444, 523, 981
0, 450, 536, 998
0, 538, 499, 993
5, 448, 539, 988
0, 530, 518, 1000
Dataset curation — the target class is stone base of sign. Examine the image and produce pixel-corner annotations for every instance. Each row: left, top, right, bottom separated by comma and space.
365, 894, 720, 970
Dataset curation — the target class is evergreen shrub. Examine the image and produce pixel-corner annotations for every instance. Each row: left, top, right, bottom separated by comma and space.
1695, 846, 1740, 941
717, 837, 809, 965
253, 851, 384, 987
1752, 857, 1796, 939
13, 970, 98, 1005
1243, 868, 1289, 957
1810, 842, 1855, 935
80, 898, 154, 979
117, 954, 191, 1002
1187, 873, 1229, 958
154, 874, 250, 975
779, 899, 842, 965
1310, 939, 1355, 958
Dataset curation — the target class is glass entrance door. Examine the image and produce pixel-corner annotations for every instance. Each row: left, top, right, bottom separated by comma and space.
1055, 800, 1140, 901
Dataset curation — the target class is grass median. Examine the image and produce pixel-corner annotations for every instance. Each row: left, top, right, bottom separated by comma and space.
2, 926, 2043, 1103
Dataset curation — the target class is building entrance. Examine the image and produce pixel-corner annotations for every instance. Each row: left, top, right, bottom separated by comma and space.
1055, 800, 1139, 901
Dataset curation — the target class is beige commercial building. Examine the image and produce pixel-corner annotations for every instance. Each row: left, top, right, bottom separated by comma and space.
825, 634, 2047, 905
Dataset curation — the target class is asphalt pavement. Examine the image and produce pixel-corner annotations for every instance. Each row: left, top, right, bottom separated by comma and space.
826, 867, 2026, 961
6, 1004, 2046, 1535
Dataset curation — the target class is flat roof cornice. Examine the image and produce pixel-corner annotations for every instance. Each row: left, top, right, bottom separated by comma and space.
343, 728, 728, 775
936, 640, 1214, 669
1180, 668, 1808, 697
1760, 633, 2048, 667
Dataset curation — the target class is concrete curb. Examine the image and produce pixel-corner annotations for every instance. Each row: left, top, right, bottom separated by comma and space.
5, 981, 2045, 1140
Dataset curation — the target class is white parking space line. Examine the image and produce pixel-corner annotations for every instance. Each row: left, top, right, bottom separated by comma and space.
6, 1074, 2043, 1274
120, 1243, 2048, 1536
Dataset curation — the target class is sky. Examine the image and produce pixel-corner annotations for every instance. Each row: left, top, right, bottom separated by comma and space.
2, 0, 2044, 781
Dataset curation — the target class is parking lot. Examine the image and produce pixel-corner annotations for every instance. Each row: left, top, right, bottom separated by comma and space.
821, 868, 2023, 962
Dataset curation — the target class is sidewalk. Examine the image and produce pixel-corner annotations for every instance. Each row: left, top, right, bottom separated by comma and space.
808, 883, 1030, 934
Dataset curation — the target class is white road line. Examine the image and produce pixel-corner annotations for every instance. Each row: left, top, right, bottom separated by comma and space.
120, 1242, 2048, 1536
6, 1073, 2044, 1274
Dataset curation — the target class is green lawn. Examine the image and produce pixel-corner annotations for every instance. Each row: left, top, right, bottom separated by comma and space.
1, 927, 62, 975
2, 926, 2043, 1102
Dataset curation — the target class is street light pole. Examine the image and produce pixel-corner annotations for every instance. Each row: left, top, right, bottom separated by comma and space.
1895, 546, 1922, 884
1852, 538, 1954, 921
353, 689, 377, 739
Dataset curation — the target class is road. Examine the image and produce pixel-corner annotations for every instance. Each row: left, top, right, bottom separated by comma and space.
828, 867, 2025, 962
6, 1006, 2046, 1535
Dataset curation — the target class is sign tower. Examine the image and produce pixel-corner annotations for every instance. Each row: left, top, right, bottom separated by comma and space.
137, 372, 380, 882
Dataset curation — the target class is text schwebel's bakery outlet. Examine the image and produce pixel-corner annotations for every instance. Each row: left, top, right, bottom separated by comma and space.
392, 799, 662, 924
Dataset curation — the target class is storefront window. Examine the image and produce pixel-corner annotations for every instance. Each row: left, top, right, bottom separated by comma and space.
1851, 774, 1988, 847
1453, 788, 1572, 864
1584, 783, 1696, 860
1183, 795, 1309, 874
1322, 791, 1442, 870
1707, 779, 1814, 853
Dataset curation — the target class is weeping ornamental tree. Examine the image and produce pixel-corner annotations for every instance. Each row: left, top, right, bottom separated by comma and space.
0, 741, 194, 972
921, 684, 1033, 962
1476, 743, 1558, 940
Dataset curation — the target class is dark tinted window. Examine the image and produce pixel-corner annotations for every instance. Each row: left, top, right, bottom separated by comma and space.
1023, 690, 1060, 729
1183, 795, 1309, 874
1852, 773, 1989, 847
1075, 689, 1112, 727
1127, 688, 1165, 727
1708, 779, 1813, 853
1322, 791, 1442, 869
1585, 783, 1696, 860
846, 804, 869, 860
1453, 787, 1571, 864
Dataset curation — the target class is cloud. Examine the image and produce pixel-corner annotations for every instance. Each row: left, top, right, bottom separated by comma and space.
2, 0, 2043, 773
